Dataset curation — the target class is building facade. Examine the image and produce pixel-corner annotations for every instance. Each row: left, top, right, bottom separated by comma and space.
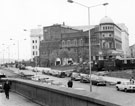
117, 23, 130, 58
130, 44, 135, 58
30, 27, 43, 61
39, 24, 80, 66
39, 17, 129, 66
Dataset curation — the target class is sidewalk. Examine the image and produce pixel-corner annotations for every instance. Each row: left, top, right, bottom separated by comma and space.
0, 92, 41, 106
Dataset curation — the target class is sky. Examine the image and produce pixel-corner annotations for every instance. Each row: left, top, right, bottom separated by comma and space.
0, 0, 134, 62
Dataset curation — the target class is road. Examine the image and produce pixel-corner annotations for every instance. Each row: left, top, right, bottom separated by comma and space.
1, 68, 135, 106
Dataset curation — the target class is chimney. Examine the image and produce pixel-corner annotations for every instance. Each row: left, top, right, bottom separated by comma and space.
63, 22, 65, 26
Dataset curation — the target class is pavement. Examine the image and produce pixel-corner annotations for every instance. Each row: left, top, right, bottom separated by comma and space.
0, 92, 41, 106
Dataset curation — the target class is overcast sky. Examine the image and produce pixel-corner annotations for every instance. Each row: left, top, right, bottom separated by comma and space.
0, 0, 134, 61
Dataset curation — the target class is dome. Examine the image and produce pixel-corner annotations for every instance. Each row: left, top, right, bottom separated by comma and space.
100, 16, 114, 24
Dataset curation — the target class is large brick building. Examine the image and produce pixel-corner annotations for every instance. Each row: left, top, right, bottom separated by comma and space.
39, 24, 80, 66
39, 16, 128, 66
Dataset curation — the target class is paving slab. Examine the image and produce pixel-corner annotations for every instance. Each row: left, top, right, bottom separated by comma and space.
0, 92, 41, 106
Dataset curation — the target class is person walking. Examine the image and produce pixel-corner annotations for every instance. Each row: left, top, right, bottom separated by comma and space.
67, 79, 73, 88
3, 80, 10, 99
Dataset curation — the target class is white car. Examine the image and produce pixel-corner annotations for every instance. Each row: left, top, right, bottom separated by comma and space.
116, 81, 135, 92
71, 72, 81, 81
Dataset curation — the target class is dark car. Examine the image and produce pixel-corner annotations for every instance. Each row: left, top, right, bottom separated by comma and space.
0, 73, 6, 79
80, 74, 90, 83
91, 78, 106, 86
19, 64, 26, 70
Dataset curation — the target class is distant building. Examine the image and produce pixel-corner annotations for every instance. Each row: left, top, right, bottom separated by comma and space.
30, 27, 43, 61
129, 44, 135, 58
39, 17, 129, 66
117, 23, 130, 58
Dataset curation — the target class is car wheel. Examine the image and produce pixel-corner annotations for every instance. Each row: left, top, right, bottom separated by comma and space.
116, 87, 119, 91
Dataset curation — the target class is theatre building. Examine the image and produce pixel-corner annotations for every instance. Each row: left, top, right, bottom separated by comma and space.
39, 16, 124, 66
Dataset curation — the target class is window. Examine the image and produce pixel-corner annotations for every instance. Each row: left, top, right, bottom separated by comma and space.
79, 39, 83, 46
62, 40, 65, 47
32, 40, 34, 43
109, 34, 112, 37
74, 39, 77, 46
103, 42, 105, 48
67, 40, 71, 46
33, 51, 35, 56
109, 42, 113, 48
35, 40, 37, 43
33, 46, 34, 49
36, 51, 38, 55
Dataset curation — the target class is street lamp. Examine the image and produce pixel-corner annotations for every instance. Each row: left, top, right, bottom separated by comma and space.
67, 0, 108, 92
10, 39, 19, 62
10, 38, 26, 62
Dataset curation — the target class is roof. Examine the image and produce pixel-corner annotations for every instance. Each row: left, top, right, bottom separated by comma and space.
100, 16, 114, 24
71, 25, 95, 31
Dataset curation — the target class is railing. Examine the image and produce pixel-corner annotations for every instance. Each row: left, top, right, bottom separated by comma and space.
3, 78, 120, 106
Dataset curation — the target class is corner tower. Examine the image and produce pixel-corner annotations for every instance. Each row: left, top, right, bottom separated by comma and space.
98, 16, 123, 59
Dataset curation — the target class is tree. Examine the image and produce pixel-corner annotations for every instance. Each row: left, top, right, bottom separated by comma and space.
58, 49, 69, 59
58, 49, 69, 65
79, 48, 89, 62
49, 50, 58, 66
68, 49, 78, 62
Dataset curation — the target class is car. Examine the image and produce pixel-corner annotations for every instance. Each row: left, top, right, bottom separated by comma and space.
57, 71, 66, 78
80, 74, 90, 83
0, 82, 4, 92
91, 76, 106, 86
71, 72, 81, 81
19, 64, 26, 70
0, 73, 6, 79
91, 78, 106, 86
116, 81, 135, 92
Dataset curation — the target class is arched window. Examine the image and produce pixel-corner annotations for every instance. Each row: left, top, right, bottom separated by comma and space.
74, 39, 77, 46
110, 42, 113, 48
67, 40, 70, 47
102, 41, 105, 48
109, 34, 112, 37
62, 40, 65, 47
79, 39, 83, 46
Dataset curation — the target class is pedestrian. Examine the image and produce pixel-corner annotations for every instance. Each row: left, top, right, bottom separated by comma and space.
67, 79, 73, 88
3, 80, 11, 99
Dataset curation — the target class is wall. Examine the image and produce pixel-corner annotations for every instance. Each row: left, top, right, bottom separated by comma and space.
8, 78, 120, 106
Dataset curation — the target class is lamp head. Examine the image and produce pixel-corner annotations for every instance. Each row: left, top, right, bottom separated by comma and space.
103, 3, 109, 6
67, 0, 74, 3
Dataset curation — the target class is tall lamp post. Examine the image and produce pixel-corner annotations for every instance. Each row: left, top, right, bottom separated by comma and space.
10, 39, 19, 63
10, 38, 26, 62
67, 0, 108, 92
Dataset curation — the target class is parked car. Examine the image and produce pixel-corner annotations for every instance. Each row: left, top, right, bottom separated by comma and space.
0, 84, 3, 92
80, 74, 90, 83
91, 78, 106, 86
71, 72, 81, 81
57, 71, 66, 78
19, 64, 26, 70
0, 73, 6, 79
91, 76, 106, 86
116, 81, 135, 92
